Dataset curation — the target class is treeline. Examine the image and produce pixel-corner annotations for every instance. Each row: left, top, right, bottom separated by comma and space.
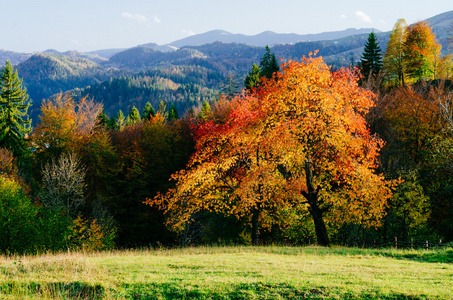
1, 88, 196, 251
0, 18, 453, 253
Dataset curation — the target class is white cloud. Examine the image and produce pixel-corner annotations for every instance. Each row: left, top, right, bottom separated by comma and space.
379, 20, 387, 25
153, 15, 161, 23
340, 14, 347, 19
121, 12, 148, 23
354, 10, 372, 23
182, 29, 195, 36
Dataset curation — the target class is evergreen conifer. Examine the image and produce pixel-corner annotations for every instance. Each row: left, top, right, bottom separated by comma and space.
244, 63, 261, 91
0, 61, 32, 157
260, 45, 280, 79
141, 101, 155, 121
360, 32, 383, 81
167, 103, 179, 123
127, 106, 141, 125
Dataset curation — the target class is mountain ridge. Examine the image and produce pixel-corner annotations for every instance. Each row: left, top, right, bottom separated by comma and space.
167, 28, 381, 48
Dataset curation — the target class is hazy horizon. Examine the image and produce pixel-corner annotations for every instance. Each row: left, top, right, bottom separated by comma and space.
1, 0, 452, 53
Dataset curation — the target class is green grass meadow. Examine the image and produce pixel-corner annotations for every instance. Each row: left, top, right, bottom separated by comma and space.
0, 246, 452, 299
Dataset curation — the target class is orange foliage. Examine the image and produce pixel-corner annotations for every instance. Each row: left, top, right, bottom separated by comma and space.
404, 21, 441, 81
146, 55, 394, 244
33, 93, 102, 156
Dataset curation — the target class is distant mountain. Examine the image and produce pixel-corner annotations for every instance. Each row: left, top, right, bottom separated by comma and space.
16, 53, 120, 121
168, 28, 381, 48
0, 50, 32, 66
87, 48, 127, 59
104, 46, 212, 71
140, 43, 178, 53
425, 10, 453, 54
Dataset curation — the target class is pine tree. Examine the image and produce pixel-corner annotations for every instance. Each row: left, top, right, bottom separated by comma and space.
220, 73, 240, 100
127, 106, 141, 125
260, 45, 280, 79
244, 63, 261, 91
157, 101, 167, 117
167, 103, 179, 123
0, 61, 32, 157
97, 110, 109, 127
116, 110, 125, 131
198, 100, 212, 121
360, 32, 383, 81
141, 101, 155, 121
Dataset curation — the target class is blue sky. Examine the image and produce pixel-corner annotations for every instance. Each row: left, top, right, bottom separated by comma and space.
1, 0, 452, 53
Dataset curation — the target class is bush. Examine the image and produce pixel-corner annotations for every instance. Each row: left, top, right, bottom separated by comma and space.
0, 177, 40, 254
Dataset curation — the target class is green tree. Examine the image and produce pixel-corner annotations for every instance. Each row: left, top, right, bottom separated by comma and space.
388, 170, 430, 241
141, 101, 155, 121
383, 19, 408, 86
244, 63, 261, 91
198, 100, 212, 122
360, 32, 383, 81
157, 101, 167, 117
127, 106, 141, 125
97, 110, 109, 127
0, 176, 39, 254
116, 110, 125, 131
0, 61, 32, 158
167, 103, 179, 123
260, 46, 280, 79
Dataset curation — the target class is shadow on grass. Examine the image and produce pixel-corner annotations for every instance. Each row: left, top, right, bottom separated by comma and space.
270, 246, 453, 264
1, 281, 104, 299
121, 282, 427, 300
372, 249, 453, 264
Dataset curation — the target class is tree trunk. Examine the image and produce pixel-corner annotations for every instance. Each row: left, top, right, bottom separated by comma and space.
251, 208, 260, 246
308, 200, 330, 246
304, 159, 330, 247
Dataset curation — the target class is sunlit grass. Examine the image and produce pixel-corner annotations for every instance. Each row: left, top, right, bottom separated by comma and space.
1, 245, 452, 299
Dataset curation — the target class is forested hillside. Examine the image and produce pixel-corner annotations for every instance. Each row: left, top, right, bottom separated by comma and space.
74, 67, 221, 118
16, 53, 120, 120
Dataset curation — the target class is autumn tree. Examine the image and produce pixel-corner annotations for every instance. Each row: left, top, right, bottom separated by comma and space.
383, 19, 408, 86
436, 55, 453, 79
33, 93, 102, 159
148, 55, 393, 246
259, 56, 393, 246
404, 21, 441, 82
0, 60, 32, 158
360, 32, 383, 81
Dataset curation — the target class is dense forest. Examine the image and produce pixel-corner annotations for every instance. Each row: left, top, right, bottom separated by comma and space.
1, 18, 453, 253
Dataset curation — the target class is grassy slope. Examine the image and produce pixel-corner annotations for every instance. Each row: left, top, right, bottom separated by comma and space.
0, 246, 452, 299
